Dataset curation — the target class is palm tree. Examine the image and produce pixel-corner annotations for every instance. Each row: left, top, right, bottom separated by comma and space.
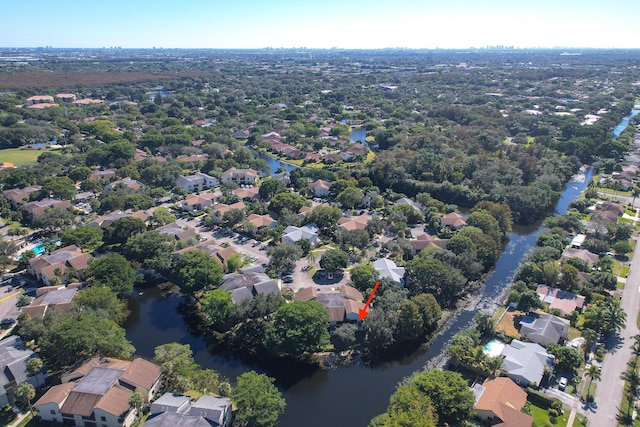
582, 328, 598, 362
621, 367, 640, 418
602, 299, 627, 336
631, 334, 640, 367
13, 382, 35, 414
474, 312, 495, 337
26, 357, 43, 388
585, 365, 601, 400
632, 186, 640, 208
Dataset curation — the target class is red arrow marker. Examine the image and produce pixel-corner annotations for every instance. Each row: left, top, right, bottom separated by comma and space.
358, 280, 380, 321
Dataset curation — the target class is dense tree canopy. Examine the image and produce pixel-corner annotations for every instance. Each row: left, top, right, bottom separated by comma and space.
267, 300, 330, 356
86, 253, 136, 295
174, 250, 224, 295
232, 371, 286, 427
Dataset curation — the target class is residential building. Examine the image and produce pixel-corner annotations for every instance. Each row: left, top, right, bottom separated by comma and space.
519, 312, 569, 346
561, 248, 599, 267
2, 185, 42, 208
72, 98, 104, 107
146, 393, 232, 427
175, 173, 218, 192
23, 198, 72, 220
175, 241, 239, 268
246, 213, 278, 231
220, 271, 280, 304
409, 233, 448, 254
26, 95, 54, 105
220, 167, 259, 186
473, 377, 533, 427
536, 285, 586, 317
501, 340, 554, 386
181, 193, 216, 212
89, 169, 117, 181
28, 245, 91, 286
373, 258, 405, 286
307, 179, 331, 198
56, 93, 77, 102
21, 286, 80, 319
441, 212, 467, 230
337, 214, 371, 232
104, 178, 143, 192
157, 223, 198, 241
570, 234, 586, 249
234, 186, 259, 201
394, 197, 422, 213
35, 357, 162, 427
88, 210, 149, 229
0, 336, 47, 406
295, 285, 365, 323
282, 225, 320, 245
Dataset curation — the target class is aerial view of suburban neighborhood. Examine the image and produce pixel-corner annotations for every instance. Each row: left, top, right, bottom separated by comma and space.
1, 4, 640, 427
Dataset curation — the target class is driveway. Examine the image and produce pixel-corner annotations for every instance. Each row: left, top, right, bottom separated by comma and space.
587, 234, 640, 426
288, 249, 351, 292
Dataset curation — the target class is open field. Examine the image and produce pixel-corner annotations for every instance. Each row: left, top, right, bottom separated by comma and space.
0, 147, 43, 166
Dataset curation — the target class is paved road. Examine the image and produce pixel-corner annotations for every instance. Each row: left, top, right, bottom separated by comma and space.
588, 235, 640, 426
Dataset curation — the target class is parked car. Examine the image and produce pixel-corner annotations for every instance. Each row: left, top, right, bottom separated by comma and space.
283, 276, 294, 284
0, 318, 16, 326
558, 377, 568, 391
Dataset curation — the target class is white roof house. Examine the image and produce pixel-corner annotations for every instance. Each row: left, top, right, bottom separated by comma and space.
175, 173, 218, 192
281, 225, 320, 244
373, 258, 405, 286
501, 340, 554, 387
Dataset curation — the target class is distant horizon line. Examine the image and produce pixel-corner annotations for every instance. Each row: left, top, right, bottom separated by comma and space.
1, 46, 640, 51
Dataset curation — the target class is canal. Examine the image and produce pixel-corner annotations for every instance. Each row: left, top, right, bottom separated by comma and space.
125, 106, 640, 426
124, 165, 593, 427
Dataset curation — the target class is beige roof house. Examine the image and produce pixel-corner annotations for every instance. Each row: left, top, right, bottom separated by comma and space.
474, 377, 533, 427
220, 167, 259, 185
89, 169, 117, 181
247, 213, 278, 230
295, 285, 365, 323
23, 198, 72, 219
338, 214, 371, 232
104, 178, 143, 192
234, 186, 260, 200
26, 95, 54, 105
441, 212, 467, 230
409, 233, 448, 253
307, 179, 331, 198
2, 185, 42, 208
561, 248, 599, 266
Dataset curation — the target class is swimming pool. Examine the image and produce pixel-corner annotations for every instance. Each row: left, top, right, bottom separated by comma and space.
33, 243, 45, 256
483, 339, 506, 358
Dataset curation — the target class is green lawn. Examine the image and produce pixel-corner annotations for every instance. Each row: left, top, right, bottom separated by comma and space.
530, 403, 570, 427
581, 381, 597, 401
0, 147, 42, 166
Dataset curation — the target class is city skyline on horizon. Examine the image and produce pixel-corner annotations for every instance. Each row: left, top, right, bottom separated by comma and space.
1, 0, 638, 50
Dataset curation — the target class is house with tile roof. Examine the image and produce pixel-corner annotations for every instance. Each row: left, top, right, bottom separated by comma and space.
473, 377, 533, 427
174, 241, 239, 269
409, 233, 448, 254
35, 357, 161, 427
104, 178, 143, 192
88, 169, 117, 181
295, 285, 365, 323
561, 248, 599, 267
519, 312, 569, 347
181, 192, 217, 212
146, 393, 232, 427
246, 213, 277, 231
28, 245, 91, 286
26, 95, 54, 105
536, 285, 586, 317
337, 214, 371, 232
0, 336, 47, 406
501, 340, 554, 387
307, 179, 331, 198
233, 186, 260, 201
441, 212, 467, 230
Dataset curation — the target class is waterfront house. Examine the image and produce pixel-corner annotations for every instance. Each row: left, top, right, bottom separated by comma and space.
220, 271, 279, 304
146, 393, 232, 427
441, 212, 467, 230
35, 356, 161, 427
519, 312, 569, 347
501, 340, 554, 387
28, 245, 91, 286
295, 285, 365, 323
536, 285, 585, 317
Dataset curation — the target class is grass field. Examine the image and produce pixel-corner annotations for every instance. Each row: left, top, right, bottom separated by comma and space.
0, 147, 42, 166
530, 403, 570, 427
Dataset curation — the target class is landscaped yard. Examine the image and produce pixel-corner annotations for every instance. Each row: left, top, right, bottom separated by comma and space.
495, 310, 522, 338
530, 402, 571, 427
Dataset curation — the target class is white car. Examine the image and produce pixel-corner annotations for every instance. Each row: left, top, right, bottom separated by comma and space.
558, 377, 568, 391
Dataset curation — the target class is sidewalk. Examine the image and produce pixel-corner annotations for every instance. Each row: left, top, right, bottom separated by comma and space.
7, 410, 31, 427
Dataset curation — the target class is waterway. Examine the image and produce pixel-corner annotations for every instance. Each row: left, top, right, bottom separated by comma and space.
124, 165, 592, 427
612, 102, 640, 138
125, 105, 640, 425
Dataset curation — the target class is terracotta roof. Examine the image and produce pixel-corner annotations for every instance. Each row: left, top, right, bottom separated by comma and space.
338, 214, 371, 231
340, 285, 363, 301
441, 212, 467, 228
326, 305, 346, 323
213, 201, 246, 215
307, 179, 331, 190
247, 213, 277, 228
234, 187, 260, 199
344, 299, 365, 316
295, 287, 317, 301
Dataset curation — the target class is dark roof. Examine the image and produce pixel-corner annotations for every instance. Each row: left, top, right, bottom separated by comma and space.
144, 412, 216, 427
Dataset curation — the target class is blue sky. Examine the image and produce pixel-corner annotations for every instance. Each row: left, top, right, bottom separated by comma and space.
1, 0, 638, 49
